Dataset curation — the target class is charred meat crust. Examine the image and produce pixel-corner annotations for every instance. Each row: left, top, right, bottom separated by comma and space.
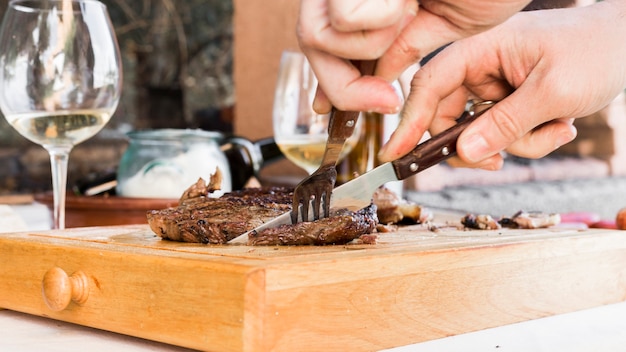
147, 187, 293, 244
149, 185, 379, 245
248, 205, 378, 246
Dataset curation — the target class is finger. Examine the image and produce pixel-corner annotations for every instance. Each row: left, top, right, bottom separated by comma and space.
505, 118, 578, 159
377, 84, 440, 162
425, 88, 470, 135
400, 88, 504, 170
328, 0, 415, 31
376, 8, 470, 81
446, 153, 505, 171
397, 62, 420, 99
313, 85, 332, 114
456, 86, 569, 164
298, 0, 416, 60
305, 49, 402, 112
378, 44, 472, 162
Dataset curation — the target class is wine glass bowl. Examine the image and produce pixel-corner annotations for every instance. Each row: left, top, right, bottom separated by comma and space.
273, 50, 360, 174
0, 0, 122, 229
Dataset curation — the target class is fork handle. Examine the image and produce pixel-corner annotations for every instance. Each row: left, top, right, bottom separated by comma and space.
320, 60, 376, 168
319, 109, 360, 168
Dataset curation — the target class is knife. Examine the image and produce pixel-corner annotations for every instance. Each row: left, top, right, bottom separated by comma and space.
228, 100, 496, 244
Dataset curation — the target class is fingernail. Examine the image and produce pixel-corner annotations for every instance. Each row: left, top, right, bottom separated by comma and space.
312, 98, 329, 114
462, 133, 491, 163
378, 140, 397, 162
370, 105, 401, 115
378, 144, 390, 160
406, 1, 418, 17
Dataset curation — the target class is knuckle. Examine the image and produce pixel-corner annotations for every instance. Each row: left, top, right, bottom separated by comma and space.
491, 106, 524, 147
328, 15, 356, 32
391, 33, 423, 63
296, 24, 318, 48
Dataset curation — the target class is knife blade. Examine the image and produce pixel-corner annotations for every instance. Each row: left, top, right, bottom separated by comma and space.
228, 100, 496, 244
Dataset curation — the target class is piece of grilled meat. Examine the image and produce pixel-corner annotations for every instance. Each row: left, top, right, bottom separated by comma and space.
147, 179, 378, 245
147, 186, 293, 244
248, 205, 378, 246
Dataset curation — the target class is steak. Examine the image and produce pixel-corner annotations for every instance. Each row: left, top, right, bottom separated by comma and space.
147, 185, 293, 244
147, 178, 378, 245
248, 205, 378, 246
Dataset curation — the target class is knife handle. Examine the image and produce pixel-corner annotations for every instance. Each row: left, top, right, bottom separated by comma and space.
391, 101, 495, 180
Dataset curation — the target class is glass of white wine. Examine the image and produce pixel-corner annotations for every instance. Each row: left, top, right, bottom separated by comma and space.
0, 0, 122, 229
273, 50, 361, 174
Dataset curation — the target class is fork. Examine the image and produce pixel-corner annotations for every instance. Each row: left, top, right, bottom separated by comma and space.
291, 108, 360, 223
290, 61, 376, 223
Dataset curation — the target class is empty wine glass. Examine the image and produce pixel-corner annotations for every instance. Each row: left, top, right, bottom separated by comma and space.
273, 50, 361, 174
0, 0, 123, 229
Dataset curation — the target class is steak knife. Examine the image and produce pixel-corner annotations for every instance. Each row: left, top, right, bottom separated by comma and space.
228, 100, 496, 244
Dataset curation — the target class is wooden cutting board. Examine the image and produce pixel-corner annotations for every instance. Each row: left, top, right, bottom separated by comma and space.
1, 220, 626, 352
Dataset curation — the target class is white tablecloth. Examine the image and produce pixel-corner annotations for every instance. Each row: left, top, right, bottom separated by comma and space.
2, 302, 626, 351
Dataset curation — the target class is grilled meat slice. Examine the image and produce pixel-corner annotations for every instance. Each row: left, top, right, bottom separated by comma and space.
248, 205, 378, 246
147, 187, 293, 244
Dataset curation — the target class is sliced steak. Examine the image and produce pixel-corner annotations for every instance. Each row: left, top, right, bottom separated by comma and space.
248, 205, 378, 246
147, 187, 293, 244
147, 184, 379, 245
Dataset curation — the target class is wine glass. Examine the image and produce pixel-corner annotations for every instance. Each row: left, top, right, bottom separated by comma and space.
0, 0, 122, 229
273, 50, 361, 174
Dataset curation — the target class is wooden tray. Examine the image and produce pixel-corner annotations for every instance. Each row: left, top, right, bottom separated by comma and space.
1, 223, 626, 351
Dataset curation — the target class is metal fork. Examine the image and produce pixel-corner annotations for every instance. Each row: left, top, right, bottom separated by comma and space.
291, 108, 360, 223
291, 61, 376, 223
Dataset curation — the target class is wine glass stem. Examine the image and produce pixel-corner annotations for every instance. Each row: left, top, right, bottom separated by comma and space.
47, 146, 72, 230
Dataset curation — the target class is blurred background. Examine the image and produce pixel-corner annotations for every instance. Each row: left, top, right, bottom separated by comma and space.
0, 0, 235, 194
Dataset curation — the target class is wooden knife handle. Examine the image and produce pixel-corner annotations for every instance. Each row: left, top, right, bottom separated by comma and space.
392, 101, 495, 180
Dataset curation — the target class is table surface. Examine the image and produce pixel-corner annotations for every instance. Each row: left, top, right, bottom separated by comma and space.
2, 203, 626, 352
3, 301, 626, 352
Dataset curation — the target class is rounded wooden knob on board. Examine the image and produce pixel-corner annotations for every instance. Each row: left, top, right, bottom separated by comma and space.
41, 267, 89, 311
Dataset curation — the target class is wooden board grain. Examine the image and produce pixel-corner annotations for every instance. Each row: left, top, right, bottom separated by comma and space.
1, 223, 626, 351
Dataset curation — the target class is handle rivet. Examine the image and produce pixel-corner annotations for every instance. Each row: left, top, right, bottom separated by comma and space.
442, 147, 450, 156
345, 120, 355, 128
409, 163, 419, 172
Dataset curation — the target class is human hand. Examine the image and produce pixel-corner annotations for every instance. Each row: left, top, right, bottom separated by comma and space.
296, 0, 529, 113
378, 1, 626, 169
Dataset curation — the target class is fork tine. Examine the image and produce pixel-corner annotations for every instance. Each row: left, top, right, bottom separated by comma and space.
323, 189, 331, 218
291, 187, 305, 223
312, 193, 322, 220
300, 197, 310, 223
290, 201, 300, 224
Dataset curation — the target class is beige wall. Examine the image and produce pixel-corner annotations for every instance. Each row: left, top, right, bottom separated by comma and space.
232, 0, 301, 140
232, 0, 308, 182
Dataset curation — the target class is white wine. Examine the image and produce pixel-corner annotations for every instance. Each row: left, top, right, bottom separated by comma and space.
277, 135, 358, 173
7, 109, 113, 147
